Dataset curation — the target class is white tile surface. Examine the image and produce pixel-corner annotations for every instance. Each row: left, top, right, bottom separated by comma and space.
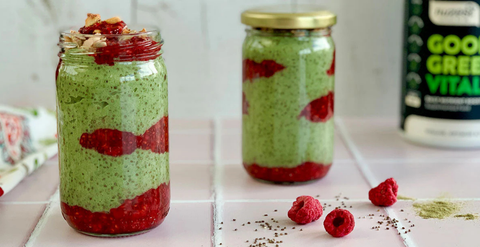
389, 201, 480, 247
368, 160, 480, 199
218, 201, 405, 247
341, 117, 480, 161
170, 164, 212, 200
32, 202, 212, 247
4, 117, 480, 247
0, 204, 46, 247
169, 132, 213, 162
220, 162, 370, 200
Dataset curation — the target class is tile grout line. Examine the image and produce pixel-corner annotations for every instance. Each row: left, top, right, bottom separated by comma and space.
335, 117, 378, 187
335, 117, 417, 247
211, 117, 224, 247
0, 201, 50, 205
24, 188, 59, 247
5, 197, 479, 206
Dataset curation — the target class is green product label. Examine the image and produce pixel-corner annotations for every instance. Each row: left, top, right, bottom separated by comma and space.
401, 0, 480, 129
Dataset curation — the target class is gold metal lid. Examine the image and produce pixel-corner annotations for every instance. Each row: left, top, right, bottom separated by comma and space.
241, 5, 336, 29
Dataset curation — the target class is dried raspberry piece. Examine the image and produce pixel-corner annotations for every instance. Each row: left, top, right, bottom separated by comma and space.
369, 178, 398, 207
323, 209, 355, 238
288, 196, 323, 224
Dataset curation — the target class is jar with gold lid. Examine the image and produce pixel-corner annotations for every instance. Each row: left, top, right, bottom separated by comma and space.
241, 6, 337, 184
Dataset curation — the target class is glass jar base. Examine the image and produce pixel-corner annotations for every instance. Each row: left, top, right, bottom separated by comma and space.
252, 177, 323, 185
76, 228, 152, 238
243, 162, 332, 184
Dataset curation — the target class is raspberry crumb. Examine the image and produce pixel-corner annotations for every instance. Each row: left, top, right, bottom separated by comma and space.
369, 178, 398, 207
323, 209, 355, 237
287, 196, 323, 224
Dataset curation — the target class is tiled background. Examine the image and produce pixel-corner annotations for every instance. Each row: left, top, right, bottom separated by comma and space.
0, 0, 403, 118
2, 117, 480, 247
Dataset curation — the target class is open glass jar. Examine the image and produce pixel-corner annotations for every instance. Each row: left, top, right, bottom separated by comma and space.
56, 29, 170, 237
241, 6, 337, 184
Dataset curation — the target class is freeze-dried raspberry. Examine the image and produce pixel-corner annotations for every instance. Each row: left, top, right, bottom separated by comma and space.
369, 178, 398, 207
323, 209, 355, 237
288, 196, 323, 224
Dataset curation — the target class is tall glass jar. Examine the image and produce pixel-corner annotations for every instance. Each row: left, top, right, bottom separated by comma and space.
56, 30, 170, 237
241, 6, 336, 184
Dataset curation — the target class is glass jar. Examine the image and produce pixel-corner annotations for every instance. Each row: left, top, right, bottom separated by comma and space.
56, 30, 170, 237
241, 6, 336, 184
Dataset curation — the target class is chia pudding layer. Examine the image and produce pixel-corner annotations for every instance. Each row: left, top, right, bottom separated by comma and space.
242, 29, 335, 182
57, 56, 169, 212
56, 14, 169, 235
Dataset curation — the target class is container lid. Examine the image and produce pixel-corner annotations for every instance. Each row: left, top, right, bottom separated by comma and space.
241, 5, 336, 29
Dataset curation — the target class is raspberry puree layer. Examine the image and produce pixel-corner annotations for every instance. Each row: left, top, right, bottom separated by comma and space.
244, 162, 332, 183
62, 183, 170, 235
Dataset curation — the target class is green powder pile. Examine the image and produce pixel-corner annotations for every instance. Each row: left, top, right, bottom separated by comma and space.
397, 195, 416, 201
454, 214, 478, 220
413, 201, 460, 219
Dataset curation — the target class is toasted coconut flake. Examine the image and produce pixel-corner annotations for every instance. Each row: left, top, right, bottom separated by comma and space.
93, 29, 102, 34
93, 41, 107, 48
81, 35, 102, 49
105, 16, 122, 24
85, 13, 101, 27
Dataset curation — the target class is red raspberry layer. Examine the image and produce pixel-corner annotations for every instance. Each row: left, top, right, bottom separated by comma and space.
298, 91, 334, 123
61, 183, 170, 235
242, 92, 249, 115
326, 50, 335, 76
242, 59, 285, 82
77, 21, 162, 66
55, 59, 62, 82
92, 36, 162, 66
243, 162, 332, 183
79, 116, 168, 157
79, 21, 127, 35
0, 187, 4, 197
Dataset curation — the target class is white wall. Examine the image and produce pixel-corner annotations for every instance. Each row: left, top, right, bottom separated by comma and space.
0, 0, 404, 118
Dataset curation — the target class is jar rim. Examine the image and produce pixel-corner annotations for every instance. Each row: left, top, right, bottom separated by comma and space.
59, 28, 161, 38
241, 5, 336, 29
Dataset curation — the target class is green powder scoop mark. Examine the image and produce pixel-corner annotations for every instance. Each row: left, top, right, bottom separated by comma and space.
413, 201, 460, 219
454, 214, 478, 220
397, 195, 416, 201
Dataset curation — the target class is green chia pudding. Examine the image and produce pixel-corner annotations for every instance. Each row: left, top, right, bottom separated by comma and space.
56, 14, 169, 236
241, 7, 337, 183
